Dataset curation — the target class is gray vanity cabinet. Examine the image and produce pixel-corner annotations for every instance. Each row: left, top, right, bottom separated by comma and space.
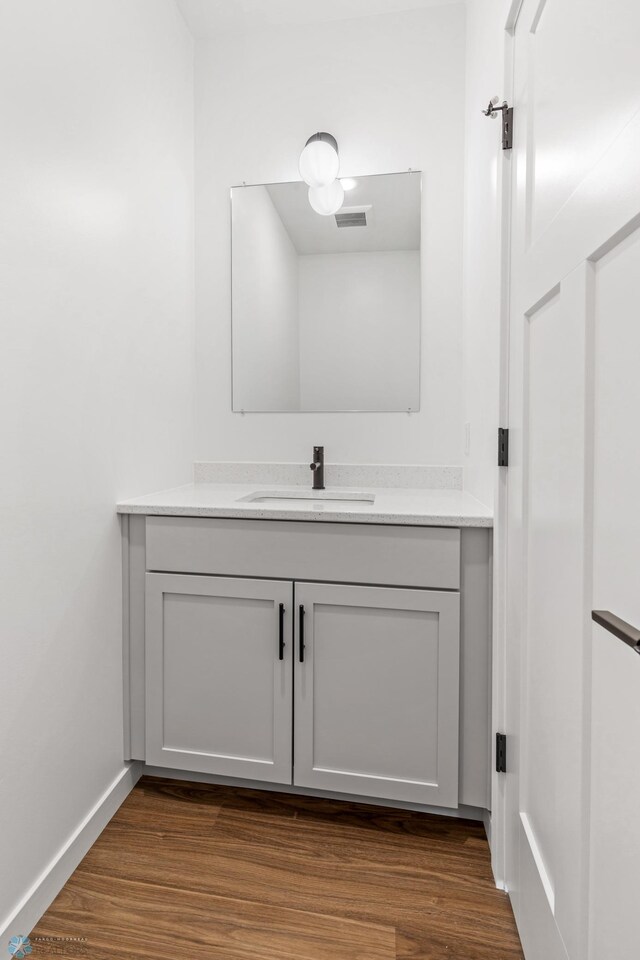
123, 516, 492, 813
293, 582, 460, 807
145, 573, 293, 783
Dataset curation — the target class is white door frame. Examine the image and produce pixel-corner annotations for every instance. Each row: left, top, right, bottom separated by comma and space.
489, 0, 523, 891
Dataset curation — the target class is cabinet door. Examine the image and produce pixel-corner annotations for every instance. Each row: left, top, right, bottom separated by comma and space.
294, 582, 460, 807
145, 574, 293, 783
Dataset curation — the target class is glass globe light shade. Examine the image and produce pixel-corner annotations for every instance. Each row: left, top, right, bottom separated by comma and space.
299, 137, 340, 187
308, 180, 345, 216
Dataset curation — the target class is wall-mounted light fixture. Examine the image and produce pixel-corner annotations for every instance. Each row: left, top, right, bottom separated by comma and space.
299, 132, 344, 216
299, 132, 339, 186
308, 180, 345, 216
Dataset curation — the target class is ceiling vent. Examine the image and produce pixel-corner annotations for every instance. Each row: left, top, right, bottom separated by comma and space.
335, 210, 367, 228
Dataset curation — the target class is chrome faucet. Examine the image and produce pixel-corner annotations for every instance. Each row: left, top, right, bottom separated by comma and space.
310, 446, 325, 490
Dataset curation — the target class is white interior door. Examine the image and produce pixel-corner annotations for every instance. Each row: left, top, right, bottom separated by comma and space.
589, 231, 640, 960
505, 2, 640, 958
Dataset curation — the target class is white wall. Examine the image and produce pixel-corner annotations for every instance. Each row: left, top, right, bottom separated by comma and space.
298, 251, 420, 411
232, 186, 300, 410
461, 0, 511, 507
194, 4, 466, 463
0, 0, 194, 932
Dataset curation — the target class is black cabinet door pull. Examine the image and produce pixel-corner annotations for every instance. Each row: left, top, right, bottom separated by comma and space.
299, 605, 305, 662
278, 603, 285, 660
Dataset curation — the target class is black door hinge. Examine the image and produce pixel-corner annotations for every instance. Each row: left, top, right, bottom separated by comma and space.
498, 427, 509, 467
496, 733, 507, 773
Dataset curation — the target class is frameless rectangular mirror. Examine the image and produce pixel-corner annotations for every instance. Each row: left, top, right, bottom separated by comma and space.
231, 171, 421, 413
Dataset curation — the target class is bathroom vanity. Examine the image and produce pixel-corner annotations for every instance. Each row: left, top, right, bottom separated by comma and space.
118, 479, 493, 816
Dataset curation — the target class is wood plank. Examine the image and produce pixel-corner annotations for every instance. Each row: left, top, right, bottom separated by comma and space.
111, 778, 225, 837
34, 872, 394, 960
92, 806, 503, 918
84, 830, 519, 955
32, 778, 523, 960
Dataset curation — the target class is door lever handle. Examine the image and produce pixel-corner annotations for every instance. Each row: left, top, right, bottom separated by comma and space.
592, 610, 640, 655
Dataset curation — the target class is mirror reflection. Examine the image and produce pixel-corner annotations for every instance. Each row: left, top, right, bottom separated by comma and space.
231, 171, 421, 412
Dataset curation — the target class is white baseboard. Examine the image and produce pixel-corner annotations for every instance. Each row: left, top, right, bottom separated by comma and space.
482, 808, 507, 890
0, 761, 143, 943
483, 807, 492, 845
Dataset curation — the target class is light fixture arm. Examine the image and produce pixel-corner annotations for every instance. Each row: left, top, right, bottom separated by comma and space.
482, 98, 513, 150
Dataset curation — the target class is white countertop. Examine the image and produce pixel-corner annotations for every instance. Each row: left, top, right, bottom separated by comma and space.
117, 482, 493, 527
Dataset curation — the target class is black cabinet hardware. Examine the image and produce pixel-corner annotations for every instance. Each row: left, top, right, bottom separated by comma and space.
278, 603, 285, 660
592, 610, 640, 655
299, 605, 305, 662
496, 732, 507, 773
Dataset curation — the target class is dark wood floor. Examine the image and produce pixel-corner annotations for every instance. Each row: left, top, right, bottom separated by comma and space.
32, 776, 523, 959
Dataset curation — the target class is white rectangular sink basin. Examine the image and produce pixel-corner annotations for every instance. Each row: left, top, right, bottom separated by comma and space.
238, 489, 375, 507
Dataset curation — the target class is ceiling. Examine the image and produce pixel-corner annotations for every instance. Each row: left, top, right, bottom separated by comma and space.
176, 0, 464, 37
252, 172, 421, 255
